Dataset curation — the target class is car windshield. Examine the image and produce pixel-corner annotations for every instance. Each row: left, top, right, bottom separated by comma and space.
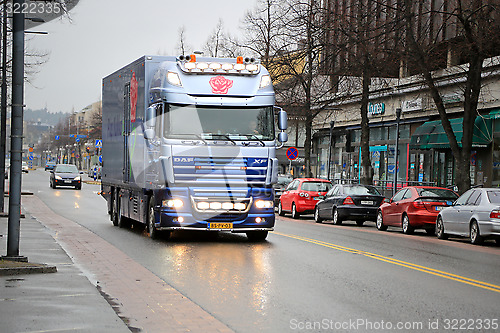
416, 188, 458, 199
301, 181, 332, 192
344, 185, 381, 195
487, 191, 500, 203
55, 165, 78, 173
164, 104, 275, 141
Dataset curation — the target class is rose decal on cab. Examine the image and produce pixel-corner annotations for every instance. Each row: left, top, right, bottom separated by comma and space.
209, 76, 233, 94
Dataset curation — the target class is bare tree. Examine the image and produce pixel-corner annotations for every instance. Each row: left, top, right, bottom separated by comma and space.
204, 19, 227, 57
400, 0, 500, 193
175, 25, 191, 55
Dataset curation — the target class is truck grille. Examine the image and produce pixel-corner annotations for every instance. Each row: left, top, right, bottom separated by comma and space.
173, 157, 268, 185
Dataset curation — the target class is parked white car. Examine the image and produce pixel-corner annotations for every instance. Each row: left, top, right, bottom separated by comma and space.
436, 188, 500, 245
22, 161, 29, 173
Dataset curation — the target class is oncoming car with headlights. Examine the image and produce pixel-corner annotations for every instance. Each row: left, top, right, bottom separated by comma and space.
50, 164, 83, 190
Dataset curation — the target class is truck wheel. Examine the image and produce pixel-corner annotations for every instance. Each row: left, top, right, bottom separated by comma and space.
148, 197, 160, 239
117, 201, 130, 228
246, 231, 268, 242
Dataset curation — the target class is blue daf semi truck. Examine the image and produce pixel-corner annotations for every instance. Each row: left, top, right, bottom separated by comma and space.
101, 55, 287, 241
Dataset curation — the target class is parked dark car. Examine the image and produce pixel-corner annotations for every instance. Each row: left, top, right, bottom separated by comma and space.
50, 164, 83, 190
45, 161, 57, 171
314, 184, 385, 226
377, 186, 458, 234
437, 188, 500, 245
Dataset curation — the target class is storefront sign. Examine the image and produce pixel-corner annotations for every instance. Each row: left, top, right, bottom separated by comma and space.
401, 98, 422, 112
368, 102, 385, 116
442, 93, 463, 104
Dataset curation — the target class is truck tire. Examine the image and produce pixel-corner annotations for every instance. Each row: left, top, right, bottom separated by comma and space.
112, 190, 119, 226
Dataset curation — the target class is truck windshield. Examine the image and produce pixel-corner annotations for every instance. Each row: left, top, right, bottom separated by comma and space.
163, 104, 275, 141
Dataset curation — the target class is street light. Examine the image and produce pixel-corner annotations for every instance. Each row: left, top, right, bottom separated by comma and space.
393, 108, 402, 196
327, 120, 335, 181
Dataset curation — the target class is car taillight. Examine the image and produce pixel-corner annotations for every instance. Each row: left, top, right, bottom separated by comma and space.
343, 196, 355, 205
299, 192, 309, 198
413, 201, 426, 209
490, 210, 500, 219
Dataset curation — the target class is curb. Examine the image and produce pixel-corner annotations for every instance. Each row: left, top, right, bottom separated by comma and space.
0, 263, 57, 276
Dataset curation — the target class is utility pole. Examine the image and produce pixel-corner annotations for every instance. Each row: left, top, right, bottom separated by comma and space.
0, 3, 8, 213
5, 0, 26, 261
393, 108, 402, 196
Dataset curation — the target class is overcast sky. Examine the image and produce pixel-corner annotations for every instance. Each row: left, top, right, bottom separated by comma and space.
24, 0, 253, 113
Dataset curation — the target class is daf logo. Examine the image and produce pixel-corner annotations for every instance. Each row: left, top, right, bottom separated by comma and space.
253, 159, 266, 164
174, 157, 194, 163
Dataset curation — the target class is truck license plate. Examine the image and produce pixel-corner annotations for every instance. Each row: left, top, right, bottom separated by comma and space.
209, 223, 233, 229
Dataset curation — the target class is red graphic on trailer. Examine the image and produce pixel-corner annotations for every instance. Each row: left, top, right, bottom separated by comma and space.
130, 72, 138, 123
209, 76, 233, 94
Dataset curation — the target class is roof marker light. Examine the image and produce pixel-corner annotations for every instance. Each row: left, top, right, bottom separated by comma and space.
246, 64, 259, 72
189, 54, 197, 62
209, 63, 222, 70
222, 63, 233, 71
236, 56, 244, 64
234, 63, 245, 71
184, 62, 196, 70
196, 62, 209, 70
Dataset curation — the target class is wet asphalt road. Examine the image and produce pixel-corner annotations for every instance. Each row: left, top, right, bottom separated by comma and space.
22, 169, 500, 332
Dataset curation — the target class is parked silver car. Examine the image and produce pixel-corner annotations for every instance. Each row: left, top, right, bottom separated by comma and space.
436, 188, 500, 245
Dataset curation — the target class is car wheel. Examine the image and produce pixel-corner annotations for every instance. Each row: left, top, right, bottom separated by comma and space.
278, 202, 285, 216
402, 214, 414, 234
291, 203, 300, 219
52, 182, 57, 189
376, 211, 387, 231
314, 206, 323, 223
246, 231, 268, 242
356, 220, 364, 226
470, 220, 483, 245
435, 216, 448, 239
332, 208, 342, 225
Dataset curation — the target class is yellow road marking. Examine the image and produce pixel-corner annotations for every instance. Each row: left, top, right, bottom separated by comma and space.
274, 232, 500, 293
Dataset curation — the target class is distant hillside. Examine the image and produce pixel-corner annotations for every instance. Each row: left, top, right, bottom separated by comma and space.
24, 108, 66, 126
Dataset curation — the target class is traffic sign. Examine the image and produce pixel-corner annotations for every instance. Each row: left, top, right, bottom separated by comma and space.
55, 135, 60, 140
28, 147, 33, 153
286, 147, 298, 160
98, 155, 102, 163
95, 139, 102, 148
76, 138, 80, 142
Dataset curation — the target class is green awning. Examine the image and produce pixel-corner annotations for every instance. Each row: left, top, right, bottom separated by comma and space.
410, 116, 492, 149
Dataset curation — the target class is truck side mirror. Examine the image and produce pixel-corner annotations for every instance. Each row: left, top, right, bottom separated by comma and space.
278, 131, 288, 143
145, 106, 156, 128
278, 110, 287, 131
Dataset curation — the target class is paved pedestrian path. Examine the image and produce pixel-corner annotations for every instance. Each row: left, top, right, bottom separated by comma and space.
1, 195, 233, 333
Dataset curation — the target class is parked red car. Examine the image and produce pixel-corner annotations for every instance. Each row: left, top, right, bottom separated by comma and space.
278, 178, 333, 218
376, 186, 458, 234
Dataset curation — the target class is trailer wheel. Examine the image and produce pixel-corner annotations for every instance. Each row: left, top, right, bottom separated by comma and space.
112, 190, 119, 226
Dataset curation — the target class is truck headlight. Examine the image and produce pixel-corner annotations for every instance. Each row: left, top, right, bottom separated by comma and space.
259, 75, 271, 88
255, 200, 273, 209
163, 199, 183, 208
167, 71, 182, 87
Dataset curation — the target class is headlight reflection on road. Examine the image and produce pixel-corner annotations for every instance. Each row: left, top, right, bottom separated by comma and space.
74, 202, 79, 209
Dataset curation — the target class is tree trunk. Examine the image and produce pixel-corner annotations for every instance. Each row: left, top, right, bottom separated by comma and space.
360, 61, 372, 185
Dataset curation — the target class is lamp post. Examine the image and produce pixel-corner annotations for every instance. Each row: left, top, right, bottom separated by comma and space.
327, 120, 335, 181
393, 108, 402, 196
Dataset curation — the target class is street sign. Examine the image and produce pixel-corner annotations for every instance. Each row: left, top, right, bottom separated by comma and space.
99, 155, 102, 163
286, 147, 298, 161
95, 139, 102, 148
76, 138, 80, 142
28, 147, 33, 153
55, 135, 60, 140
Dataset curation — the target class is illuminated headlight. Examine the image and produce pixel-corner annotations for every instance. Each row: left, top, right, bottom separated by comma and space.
184, 62, 196, 70
163, 199, 184, 208
234, 63, 245, 71
196, 62, 209, 70
259, 75, 271, 88
222, 202, 234, 210
55, 175, 62, 180
234, 203, 246, 210
255, 200, 274, 209
197, 202, 210, 210
209, 63, 222, 70
246, 64, 259, 72
74, 176, 81, 181
167, 71, 182, 87
222, 63, 233, 71
210, 202, 222, 210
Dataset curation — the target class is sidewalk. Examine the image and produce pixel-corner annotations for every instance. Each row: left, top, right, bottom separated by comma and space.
0, 195, 233, 333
